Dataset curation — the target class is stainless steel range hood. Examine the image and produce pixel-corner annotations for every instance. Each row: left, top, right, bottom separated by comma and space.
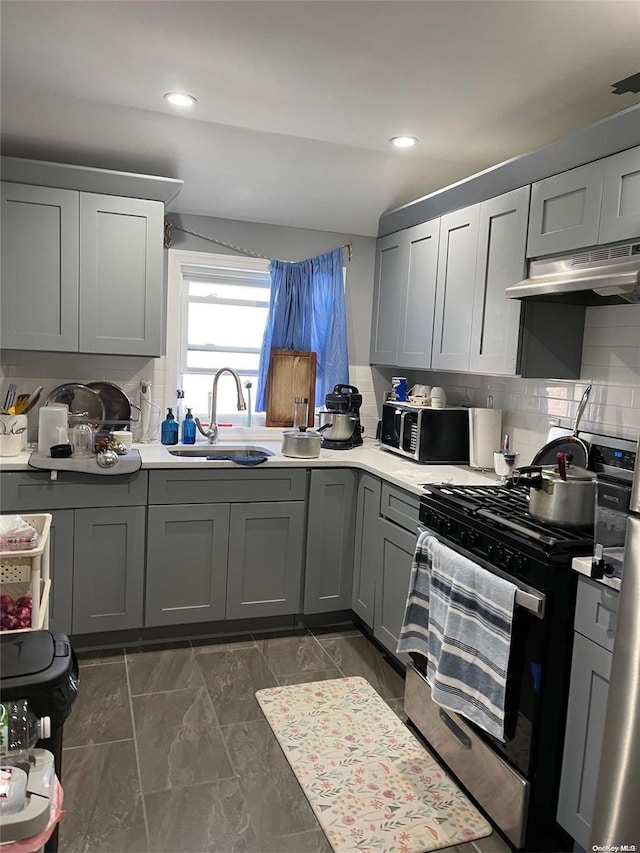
506, 241, 640, 304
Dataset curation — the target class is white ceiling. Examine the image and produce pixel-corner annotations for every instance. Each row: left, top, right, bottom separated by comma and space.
2, 0, 639, 237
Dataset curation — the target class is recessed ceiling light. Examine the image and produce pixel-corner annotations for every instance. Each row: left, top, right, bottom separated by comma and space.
390, 136, 419, 148
164, 92, 197, 107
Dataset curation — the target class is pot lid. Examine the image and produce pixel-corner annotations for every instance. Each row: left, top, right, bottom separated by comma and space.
283, 428, 322, 439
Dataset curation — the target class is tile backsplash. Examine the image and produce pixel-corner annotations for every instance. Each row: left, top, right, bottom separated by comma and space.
2, 302, 639, 461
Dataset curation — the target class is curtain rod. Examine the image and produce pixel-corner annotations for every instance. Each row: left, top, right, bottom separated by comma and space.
163, 219, 353, 262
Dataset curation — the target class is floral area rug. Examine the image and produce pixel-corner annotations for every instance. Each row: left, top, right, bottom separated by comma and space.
255, 676, 492, 853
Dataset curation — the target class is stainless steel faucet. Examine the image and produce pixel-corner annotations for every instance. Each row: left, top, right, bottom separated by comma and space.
195, 367, 247, 444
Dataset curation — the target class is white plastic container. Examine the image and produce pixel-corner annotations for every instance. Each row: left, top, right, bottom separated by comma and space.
37, 406, 68, 456
0, 514, 52, 632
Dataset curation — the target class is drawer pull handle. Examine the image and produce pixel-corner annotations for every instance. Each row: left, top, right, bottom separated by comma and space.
439, 708, 472, 749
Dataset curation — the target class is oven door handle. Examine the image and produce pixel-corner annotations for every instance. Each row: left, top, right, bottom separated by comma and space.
438, 708, 472, 749
416, 526, 546, 618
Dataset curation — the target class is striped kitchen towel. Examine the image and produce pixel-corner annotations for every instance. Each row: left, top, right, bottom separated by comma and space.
398, 533, 517, 741
397, 529, 435, 658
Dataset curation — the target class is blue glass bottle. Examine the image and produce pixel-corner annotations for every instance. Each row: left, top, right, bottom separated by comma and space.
161, 408, 178, 445
181, 408, 196, 444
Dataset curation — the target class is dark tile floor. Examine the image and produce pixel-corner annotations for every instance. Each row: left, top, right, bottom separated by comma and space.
59, 626, 509, 853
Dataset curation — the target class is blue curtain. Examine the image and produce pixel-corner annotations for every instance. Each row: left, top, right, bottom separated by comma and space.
256, 247, 349, 411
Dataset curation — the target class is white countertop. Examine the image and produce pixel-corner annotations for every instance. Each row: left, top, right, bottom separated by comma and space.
572, 556, 622, 592
0, 431, 499, 496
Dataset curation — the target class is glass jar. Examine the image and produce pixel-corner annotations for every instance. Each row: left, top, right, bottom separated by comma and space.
293, 397, 309, 429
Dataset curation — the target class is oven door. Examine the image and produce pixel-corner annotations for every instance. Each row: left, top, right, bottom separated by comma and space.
405, 526, 547, 848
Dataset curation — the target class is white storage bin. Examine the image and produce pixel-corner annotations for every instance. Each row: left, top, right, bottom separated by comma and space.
0, 514, 52, 632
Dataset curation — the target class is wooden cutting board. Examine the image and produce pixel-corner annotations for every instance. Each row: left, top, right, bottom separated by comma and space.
265, 349, 317, 427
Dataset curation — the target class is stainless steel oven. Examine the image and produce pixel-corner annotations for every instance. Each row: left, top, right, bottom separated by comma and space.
405, 483, 594, 851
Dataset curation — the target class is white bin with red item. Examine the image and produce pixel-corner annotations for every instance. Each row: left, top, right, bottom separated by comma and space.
0, 515, 52, 633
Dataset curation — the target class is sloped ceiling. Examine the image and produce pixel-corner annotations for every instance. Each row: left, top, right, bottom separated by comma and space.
1, 0, 639, 236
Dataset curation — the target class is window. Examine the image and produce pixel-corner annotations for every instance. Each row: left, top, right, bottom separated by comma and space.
167, 250, 270, 424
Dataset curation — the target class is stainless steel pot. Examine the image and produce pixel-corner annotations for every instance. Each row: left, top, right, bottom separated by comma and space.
511, 452, 596, 528
317, 411, 357, 442
281, 423, 332, 458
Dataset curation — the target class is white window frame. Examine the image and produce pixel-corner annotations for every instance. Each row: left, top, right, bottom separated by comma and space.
166, 249, 271, 417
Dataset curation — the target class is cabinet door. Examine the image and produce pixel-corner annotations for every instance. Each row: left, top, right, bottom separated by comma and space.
72, 506, 146, 634
304, 469, 356, 614
374, 517, 414, 664
469, 187, 529, 375
599, 146, 640, 245
226, 501, 305, 619
527, 161, 603, 257
1, 183, 79, 351
79, 193, 164, 356
370, 232, 406, 365
145, 504, 229, 627
431, 204, 480, 371
47, 510, 74, 636
351, 474, 381, 628
557, 633, 612, 850
398, 219, 440, 369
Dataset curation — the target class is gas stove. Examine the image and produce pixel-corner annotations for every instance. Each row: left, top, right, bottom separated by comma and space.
420, 483, 594, 591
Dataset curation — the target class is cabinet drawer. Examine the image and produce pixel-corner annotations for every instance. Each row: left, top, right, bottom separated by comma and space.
380, 482, 419, 533
1, 470, 148, 510
148, 468, 307, 504
574, 576, 619, 652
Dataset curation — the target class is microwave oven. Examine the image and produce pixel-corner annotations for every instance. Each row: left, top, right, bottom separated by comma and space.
380, 402, 470, 463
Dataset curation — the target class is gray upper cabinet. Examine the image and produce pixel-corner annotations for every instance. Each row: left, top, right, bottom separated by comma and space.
370, 220, 440, 368
1, 183, 79, 352
599, 146, 640, 245
469, 186, 530, 375
397, 220, 440, 369
527, 146, 640, 258
370, 232, 404, 365
527, 161, 603, 257
79, 193, 164, 355
304, 469, 356, 614
1, 182, 164, 356
432, 204, 480, 371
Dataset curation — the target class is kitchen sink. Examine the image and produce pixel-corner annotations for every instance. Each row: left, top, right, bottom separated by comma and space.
167, 445, 274, 458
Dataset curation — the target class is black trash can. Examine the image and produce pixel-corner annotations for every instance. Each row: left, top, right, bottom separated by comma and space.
0, 630, 78, 852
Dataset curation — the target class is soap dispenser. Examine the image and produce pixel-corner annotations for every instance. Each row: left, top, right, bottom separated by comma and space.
181, 408, 196, 445
161, 408, 179, 445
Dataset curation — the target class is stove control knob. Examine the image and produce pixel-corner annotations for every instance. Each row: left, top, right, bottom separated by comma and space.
444, 519, 454, 535
468, 530, 480, 548
460, 530, 468, 547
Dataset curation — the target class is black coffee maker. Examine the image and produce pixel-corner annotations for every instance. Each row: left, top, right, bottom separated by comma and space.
319, 384, 364, 450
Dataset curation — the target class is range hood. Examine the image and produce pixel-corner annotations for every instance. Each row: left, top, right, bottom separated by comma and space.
506, 241, 640, 305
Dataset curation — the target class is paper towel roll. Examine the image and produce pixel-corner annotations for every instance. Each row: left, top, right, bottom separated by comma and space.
469, 408, 503, 470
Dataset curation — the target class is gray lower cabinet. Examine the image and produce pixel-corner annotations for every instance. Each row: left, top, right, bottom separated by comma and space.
304, 469, 357, 614
226, 501, 305, 619
72, 506, 146, 634
373, 517, 414, 662
0, 182, 164, 356
0, 471, 148, 636
46, 510, 74, 635
145, 504, 229, 627
351, 474, 382, 627
557, 577, 620, 849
